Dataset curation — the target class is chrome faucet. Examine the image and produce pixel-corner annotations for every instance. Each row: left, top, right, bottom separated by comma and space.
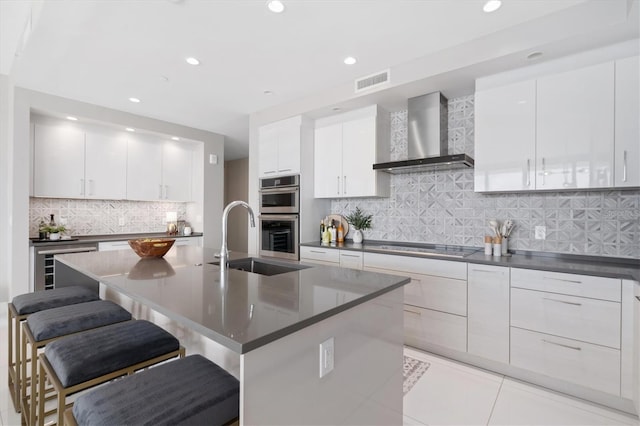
220, 200, 255, 273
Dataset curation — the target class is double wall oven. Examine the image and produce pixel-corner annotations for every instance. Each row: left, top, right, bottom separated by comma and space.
259, 175, 299, 260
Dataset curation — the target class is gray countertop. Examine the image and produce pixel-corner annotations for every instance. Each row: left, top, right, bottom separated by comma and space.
55, 246, 410, 354
300, 241, 640, 282
30, 232, 203, 246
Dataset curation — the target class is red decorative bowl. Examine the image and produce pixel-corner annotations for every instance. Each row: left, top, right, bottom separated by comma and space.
128, 238, 175, 258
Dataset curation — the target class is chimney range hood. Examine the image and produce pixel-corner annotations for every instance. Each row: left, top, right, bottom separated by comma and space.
373, 92, 474, 173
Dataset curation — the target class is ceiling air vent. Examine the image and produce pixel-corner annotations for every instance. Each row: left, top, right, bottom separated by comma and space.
355, 69, 390, 93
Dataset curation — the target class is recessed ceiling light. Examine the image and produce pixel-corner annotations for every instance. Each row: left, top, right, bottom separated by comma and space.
126, 128, 135, 132
483, 0, 502, 13
343, 56, 357, 65
171, 136, 180, 141
185, 57, 200, 66
66, 116, 78, 121
332, 107, 341, 112
527, 51, 543, 60
263, 90, 273, 95
267, 1, 285, 13
128, 97, 141, 103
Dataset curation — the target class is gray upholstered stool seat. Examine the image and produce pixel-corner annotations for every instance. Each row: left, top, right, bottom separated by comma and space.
7, 286, 99, 413
21, 300, 131, 425
38, 320, 185, 426
70, 355, 239, 426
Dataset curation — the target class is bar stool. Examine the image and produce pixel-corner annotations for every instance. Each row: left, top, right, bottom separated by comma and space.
66, 355, 239, 426
7, 286, 99, 413
20, 299, 131, 426
38, 319, 185, 426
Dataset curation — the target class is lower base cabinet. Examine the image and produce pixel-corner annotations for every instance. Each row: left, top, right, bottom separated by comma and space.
511, 327, 621, 396
404, 305, 467, 353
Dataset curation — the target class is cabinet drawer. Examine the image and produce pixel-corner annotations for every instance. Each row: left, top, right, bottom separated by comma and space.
511, 268, 621, 302
511, 288, 620, 349
364, 252, 467, 280
404, 305, 467, 353
511, 327, 621, 396
300, 246, 339, 264
404, 273, 467, 316
339, 251, 363, 270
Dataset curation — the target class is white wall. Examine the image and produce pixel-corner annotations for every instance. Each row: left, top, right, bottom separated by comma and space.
1, 88, 225, 301
0, 74, 14, 302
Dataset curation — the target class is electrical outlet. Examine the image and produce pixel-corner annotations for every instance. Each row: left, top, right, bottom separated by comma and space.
319, 337, 334, 378
118, 217, 125, 227
535, 226, 546, 240
59, 217, 67, 225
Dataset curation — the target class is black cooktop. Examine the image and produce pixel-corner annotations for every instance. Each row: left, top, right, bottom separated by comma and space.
30, 238, 79, 243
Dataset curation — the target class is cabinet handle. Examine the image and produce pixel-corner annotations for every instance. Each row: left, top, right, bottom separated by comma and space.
343, 176, 347, 194
541, 158, 546, 186
526, 159, 531, 187
471, 269, 499, 274
404, 309, 421, 316
278, 168, 292, 172
623, 150, 628, 182
80, 179, 85, 196
341, 254, 360, 258
543, 276, 582, 284
159, 184, 163, 199
542, 339, 582, 351
337, 176, 340, 194
310, 250, 327, 254
543, 297, 582, 306
264, 171, 276, 175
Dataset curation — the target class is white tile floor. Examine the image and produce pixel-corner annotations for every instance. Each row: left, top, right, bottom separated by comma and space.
0, 301, 638, 426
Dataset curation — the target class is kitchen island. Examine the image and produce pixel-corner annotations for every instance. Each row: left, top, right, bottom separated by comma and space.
55, 246, 409, 425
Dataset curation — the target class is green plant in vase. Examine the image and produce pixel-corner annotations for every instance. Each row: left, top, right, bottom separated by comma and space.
345, 207, 372, 244
44, 224, 67, 240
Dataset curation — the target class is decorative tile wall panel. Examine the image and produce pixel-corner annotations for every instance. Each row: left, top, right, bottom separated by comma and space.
330, 95, 639, 259
30, 198, 187, 237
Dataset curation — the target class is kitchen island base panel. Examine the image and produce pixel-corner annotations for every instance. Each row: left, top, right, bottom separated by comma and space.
240, 287, 404, 425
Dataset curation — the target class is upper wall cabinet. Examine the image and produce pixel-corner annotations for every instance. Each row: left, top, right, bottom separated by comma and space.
536, 62, 614, 190
314, 105, 390, 198
615, 55, 640, 187
475, 51, 638, 192
258, 116, 301, 178
474, 80, 536, 192
127, 136, 193, 202
33, 123, 127, 199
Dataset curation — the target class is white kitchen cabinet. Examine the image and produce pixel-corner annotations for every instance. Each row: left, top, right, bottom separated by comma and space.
615, 55, 640, 187
510, 327, 621, 396
161, 141, 192, 201
468, 265, 510, 364
510, 268, 621, 302
474, 80, 536, 192
536, 61, 615, 190
127, 135, 193, 201
84, 130, 127, 199
339, 251, 363, 270
258, 116, 301, 178
33, 123, 85, 198
33, 123, 127, 200
314, 105, 389, 198
300, 246, 340, 265
404, 304, 467, 353
634, 283, 640, 413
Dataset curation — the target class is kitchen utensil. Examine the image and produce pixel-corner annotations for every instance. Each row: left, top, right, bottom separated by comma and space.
488, 219, 499, 237
504, 219, 515, 237
128, 238, 175, 258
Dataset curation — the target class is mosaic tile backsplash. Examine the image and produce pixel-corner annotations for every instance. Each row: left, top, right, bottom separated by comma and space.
30, 198, 187, 236
331, 95, 640, 259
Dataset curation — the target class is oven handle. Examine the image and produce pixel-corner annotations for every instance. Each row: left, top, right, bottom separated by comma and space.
259, 186, 299, 194
259, 214, 299, 221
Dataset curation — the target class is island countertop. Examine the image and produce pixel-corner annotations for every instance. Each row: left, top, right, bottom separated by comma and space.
55, 246, 410, 354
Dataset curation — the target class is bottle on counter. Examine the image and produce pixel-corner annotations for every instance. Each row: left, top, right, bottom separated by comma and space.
320, 220, 325, 241
337, 222, 344, 243
322, 226, 331, 245
49, 214, 56, 228
38, 219, 47, 240
330, 220, 337, 243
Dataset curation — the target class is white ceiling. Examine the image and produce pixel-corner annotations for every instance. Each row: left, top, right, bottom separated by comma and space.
2, 0, 639, 160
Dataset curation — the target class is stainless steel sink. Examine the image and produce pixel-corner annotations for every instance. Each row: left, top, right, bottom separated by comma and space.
210, 257, 310, 276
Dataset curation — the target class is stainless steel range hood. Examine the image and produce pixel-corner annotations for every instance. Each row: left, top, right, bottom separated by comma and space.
373, 92, 474, 173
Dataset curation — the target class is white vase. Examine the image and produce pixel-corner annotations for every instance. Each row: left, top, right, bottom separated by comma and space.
352, 229, 363, 244
49, 232, 60, 241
